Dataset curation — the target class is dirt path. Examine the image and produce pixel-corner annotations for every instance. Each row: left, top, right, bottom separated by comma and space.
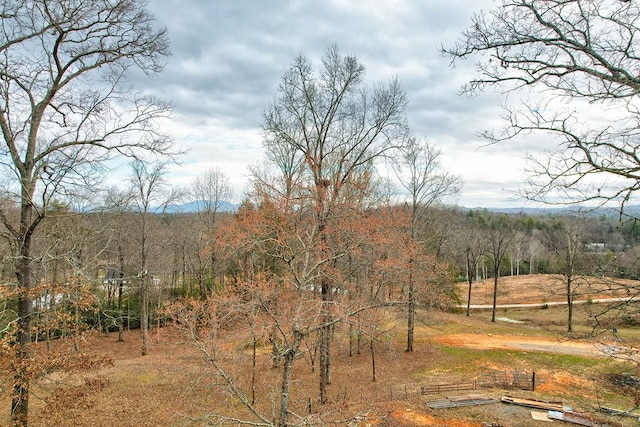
463, 297, 633, 310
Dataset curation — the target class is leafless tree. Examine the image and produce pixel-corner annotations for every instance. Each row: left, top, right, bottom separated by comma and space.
253, 130, 305, 214
545, 216, 588, 333
394, 138, 462, 216
458, 214, 488, 317
128, 160, 178, 356
443, 0, 640, 214
190, 168, 232, 296
0, 1, 175, 424
527, 229, 547, 275
261, 44, 410, 404
393, 138, 461, 351
486, 214, 516, 322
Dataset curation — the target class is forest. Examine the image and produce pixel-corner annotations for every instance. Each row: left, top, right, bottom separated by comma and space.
3, 0, 640, 425
2, 190, 640, 425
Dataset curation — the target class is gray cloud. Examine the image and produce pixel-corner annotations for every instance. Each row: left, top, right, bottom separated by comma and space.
131, 0, 537, 207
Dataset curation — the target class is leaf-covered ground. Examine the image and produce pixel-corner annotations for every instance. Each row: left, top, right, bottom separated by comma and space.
1, 274, 639, 426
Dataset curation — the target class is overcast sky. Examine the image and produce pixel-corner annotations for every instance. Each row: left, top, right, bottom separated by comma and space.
134, 0, 542, 208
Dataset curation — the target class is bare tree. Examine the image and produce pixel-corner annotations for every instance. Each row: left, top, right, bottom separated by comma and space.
0, 1, 174, 424
510, 232, 528, 276
261, 44, 410, 404
486, 214, 516, 322
393, 138, 461, 351
458, 213, 488, 317
546, 216, 588, 333
527, 229, 546, 275
395, 139, 462, 215
253, 129, 305, 214
128, 160, 178, 356
190, 168, 232, 296
168, 277, 375, 427
442, 0, 640, 213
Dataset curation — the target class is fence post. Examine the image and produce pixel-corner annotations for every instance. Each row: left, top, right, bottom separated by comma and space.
532, 372, 536, 391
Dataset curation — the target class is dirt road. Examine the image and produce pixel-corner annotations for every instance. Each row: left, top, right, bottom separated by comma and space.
463, 297, 633, 310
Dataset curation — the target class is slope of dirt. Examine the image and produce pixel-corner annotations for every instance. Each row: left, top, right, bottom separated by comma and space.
435, 333, 604, 358
458, 274, 639, 306
1, 274, 638, 426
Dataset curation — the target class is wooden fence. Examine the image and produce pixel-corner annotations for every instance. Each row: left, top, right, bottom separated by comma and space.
390, 367, 540, 400
477, 367, 538, 391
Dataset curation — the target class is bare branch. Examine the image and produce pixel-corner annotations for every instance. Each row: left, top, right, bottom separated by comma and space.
444, 0, 640, 212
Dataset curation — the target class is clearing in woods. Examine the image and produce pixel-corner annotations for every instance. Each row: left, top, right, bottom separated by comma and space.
1, 274, 638, 426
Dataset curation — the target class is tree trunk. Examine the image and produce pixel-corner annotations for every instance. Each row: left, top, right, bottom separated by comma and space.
370, 339, 376, 382
251, 334, 257, 405
357, 318, 362, 355
318, 209, 331, 405
318, 302, 331, 404
210, 250, 216, 294
466, 278, 473, 317
349, 323, 354, 357
139, 202, 149, 356
406, 255, 415, 352
11, 294, 31, 427
11, 199, 37, 427
181, 247, 187, 298
140, 275, 149, 355
491, 269, 499, 323
279, 330, 302, 427
566, 275, 573, 333
406, 281, 415, 352
118, 245, 125, 342
74, 283, 80, 352
466, 250, 473, 317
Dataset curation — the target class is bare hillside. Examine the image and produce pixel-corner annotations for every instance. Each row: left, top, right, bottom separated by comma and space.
457, 274, 639, 305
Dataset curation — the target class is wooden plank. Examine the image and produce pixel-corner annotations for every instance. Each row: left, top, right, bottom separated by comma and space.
531, 411, 553, 422
501, 395, 565, 411
562, 411, 607, 427
448, 394, 493, 402
466, 393, 495, 401
549, 410, 609, 426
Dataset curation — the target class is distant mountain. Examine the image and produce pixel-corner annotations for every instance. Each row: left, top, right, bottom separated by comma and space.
468, 204, 640, 218
164, 200, 240, 214
163, 201, 640, 217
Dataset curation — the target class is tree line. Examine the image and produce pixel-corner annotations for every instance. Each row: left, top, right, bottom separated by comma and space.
2, 166, 640, 424
3, 0, 640, 425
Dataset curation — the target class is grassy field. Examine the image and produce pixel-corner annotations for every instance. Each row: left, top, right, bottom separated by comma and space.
1, 274, 639, 426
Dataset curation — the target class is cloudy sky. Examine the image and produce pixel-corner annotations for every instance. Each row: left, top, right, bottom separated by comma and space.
136, 0, 540, 208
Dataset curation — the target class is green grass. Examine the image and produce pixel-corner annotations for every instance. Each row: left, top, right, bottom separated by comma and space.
436, 345, 600, 370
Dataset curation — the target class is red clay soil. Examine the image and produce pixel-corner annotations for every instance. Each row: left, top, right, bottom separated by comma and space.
458, 274, 639, 305
435, 333, 604, 358
4, 275, 636, 426
388, 408, 482, 426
